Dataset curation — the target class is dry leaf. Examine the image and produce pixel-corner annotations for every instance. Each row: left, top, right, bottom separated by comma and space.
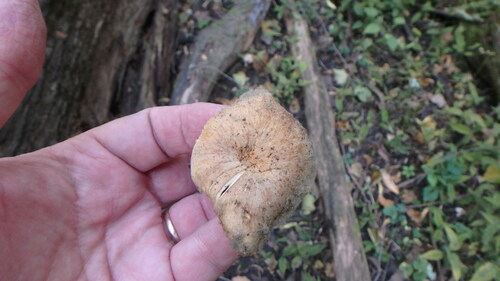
407, 209, 423, 225
401, 189, 418, 203
362, 154, 373, 166
378, 194, 395, 207
313, 260, 324, 270
325, 262, 335, 278
412, 131, 425, 144
232, 276, 251, 281
336, 120, 350, 131
381, 169, 400, 194
420, 115, 437, 130
430, 93, 448, 108
289, 98, 300, 114
418, 77, 435, 87
388, 270, 405, 281
349, 162, 364, 181
377, 146, 391, 164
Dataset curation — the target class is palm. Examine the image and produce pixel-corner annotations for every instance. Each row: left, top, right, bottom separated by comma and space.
1, 106, 237, 281
66, 145, 171, 280
0, 1, 238, 280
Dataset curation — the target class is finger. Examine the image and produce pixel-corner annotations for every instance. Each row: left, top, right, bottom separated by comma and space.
0, 0, 46, 127
147, 154, 199, 205
165, 193, 216, 240
89, 103, 224, 173
170, 219, 238, 281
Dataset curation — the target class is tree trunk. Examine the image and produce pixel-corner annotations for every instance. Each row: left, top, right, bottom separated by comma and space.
0, 0, 177, 156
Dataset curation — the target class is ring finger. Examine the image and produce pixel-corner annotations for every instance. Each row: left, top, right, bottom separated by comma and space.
164, 193, 217, 241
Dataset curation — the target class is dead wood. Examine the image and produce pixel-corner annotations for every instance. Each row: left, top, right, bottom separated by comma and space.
0, 0, 176, 156
170, 0, 271, 105
286, 17, 372, 281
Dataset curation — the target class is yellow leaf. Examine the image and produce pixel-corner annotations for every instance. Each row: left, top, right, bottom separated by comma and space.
420, 249, 444, 261
420, 115, 437, 129
483, 165, 500, 184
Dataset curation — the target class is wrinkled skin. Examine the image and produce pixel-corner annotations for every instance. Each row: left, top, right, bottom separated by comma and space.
0, 1, 237, 280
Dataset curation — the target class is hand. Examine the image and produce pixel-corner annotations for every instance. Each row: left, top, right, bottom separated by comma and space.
0, 1, 238, 280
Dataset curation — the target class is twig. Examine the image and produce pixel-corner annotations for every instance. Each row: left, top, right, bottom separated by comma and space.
398, 174, 426, 189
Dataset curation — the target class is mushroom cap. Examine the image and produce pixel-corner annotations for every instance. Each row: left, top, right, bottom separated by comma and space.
190, 88, 316, 255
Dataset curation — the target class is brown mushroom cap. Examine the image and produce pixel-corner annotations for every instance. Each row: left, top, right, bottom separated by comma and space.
190, 88, 316, 255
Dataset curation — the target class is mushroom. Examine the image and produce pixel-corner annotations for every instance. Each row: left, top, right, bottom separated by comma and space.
190, 88, 316, 255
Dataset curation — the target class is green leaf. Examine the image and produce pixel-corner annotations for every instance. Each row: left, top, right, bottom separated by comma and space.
470, 262, 499, 281
420, 249, 444, 261
299, 244, 327, 258
363, 7, 379, 18
384, 34, 399, 51
297, 61, 308, 72
232, 71, 249, 87
381, 108, 389, 123
423, 186, 439, 202
450, 122, 472, 135
278, 256, 288, 275
444, 224, 462, 251
333, 68, 349, 86
430, 207, 445, 227
393, 16, 405, 26
468, 81, 483, 105
301, 193, 316, 215
282, 245, 297, 256
399, 262, 413, 278
464, 109, 487, 128
423, 152, 444, 170
446, 250, 465, 281
303, 272, 317, 281
481, 211, 500, 225
354, 86, 372, 102
442, 107, 463, 116
291, 255, 302, 269
363, 22, 382, 35
483, 166, 500, 184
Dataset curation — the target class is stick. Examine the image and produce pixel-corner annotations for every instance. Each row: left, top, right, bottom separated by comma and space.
285, 16, 371, 281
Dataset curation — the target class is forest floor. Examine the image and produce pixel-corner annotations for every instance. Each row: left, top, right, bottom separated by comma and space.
175, 1, 499, 280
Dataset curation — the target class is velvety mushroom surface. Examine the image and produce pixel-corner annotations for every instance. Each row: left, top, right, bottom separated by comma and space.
190, 88, 316, 255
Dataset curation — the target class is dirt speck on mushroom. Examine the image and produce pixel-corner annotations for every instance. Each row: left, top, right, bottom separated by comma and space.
190, 88, 316, 255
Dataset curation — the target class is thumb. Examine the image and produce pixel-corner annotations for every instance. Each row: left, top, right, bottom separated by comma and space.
0, 0, 46, 127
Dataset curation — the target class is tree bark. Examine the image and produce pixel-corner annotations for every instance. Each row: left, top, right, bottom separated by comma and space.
170, 0, 271, 105
0, 0, 177, 156
286, 16, 372, 281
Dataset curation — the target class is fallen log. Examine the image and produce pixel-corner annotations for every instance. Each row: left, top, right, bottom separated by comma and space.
170, 0, 271, 105
286, 16, 372, 281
